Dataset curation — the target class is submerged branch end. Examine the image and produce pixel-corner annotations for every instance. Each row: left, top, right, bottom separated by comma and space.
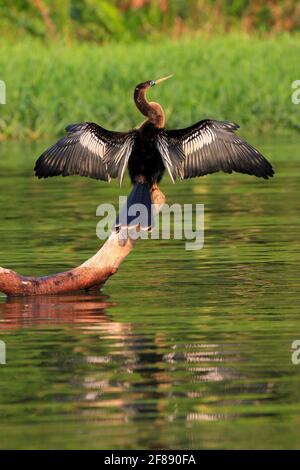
0, 185, 165, 297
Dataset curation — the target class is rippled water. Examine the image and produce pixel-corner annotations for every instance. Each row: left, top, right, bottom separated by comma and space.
0, 139, 299, 449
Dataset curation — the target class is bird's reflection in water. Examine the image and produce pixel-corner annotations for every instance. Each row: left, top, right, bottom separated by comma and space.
0, 294, 249, 428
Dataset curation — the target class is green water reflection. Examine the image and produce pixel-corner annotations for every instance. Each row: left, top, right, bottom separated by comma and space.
0, 139, 299, 449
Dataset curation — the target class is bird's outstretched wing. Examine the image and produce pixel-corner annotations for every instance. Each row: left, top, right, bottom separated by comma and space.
157, 120, 274, 181
34, 122, 137, 184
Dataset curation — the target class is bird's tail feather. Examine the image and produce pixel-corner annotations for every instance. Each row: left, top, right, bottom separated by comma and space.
114, 183, 153, 231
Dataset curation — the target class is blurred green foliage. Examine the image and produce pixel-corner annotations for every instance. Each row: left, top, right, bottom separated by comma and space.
0, 34, 299, 139
1, 1, 300, 43
0, 1, 299, 140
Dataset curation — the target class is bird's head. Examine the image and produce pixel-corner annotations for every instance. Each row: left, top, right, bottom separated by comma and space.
134, 75, 173, 128
134, 75, 173, 93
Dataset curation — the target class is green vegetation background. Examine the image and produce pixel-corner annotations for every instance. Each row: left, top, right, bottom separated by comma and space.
0, 1, 299, 139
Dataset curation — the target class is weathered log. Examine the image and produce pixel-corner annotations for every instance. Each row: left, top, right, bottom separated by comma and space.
0, 185, 165, 297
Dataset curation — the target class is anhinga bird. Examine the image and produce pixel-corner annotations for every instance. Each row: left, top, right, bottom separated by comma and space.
35, 75, 274, 229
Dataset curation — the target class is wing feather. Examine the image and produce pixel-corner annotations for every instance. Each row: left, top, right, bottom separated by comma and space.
161, 119, 274, 180
34, 122, 136, 184
156, 131, 185, 182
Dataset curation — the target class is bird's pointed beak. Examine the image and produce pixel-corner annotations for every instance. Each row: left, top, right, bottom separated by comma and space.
154, 74, 173, 86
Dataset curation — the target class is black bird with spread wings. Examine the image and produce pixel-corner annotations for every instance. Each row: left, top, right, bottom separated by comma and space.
35, 75, 274, 229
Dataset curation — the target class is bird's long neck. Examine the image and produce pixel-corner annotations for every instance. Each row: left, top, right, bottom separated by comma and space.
134, 88, 165, 128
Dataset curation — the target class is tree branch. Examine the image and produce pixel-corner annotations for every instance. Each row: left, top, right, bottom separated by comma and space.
0, 185, 165, 297
29, 0, 57, 39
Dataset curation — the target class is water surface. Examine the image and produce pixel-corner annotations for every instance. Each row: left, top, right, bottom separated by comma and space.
0, 139, 299, 449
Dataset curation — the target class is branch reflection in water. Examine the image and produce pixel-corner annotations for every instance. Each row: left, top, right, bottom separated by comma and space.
0, 294, 249, 427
